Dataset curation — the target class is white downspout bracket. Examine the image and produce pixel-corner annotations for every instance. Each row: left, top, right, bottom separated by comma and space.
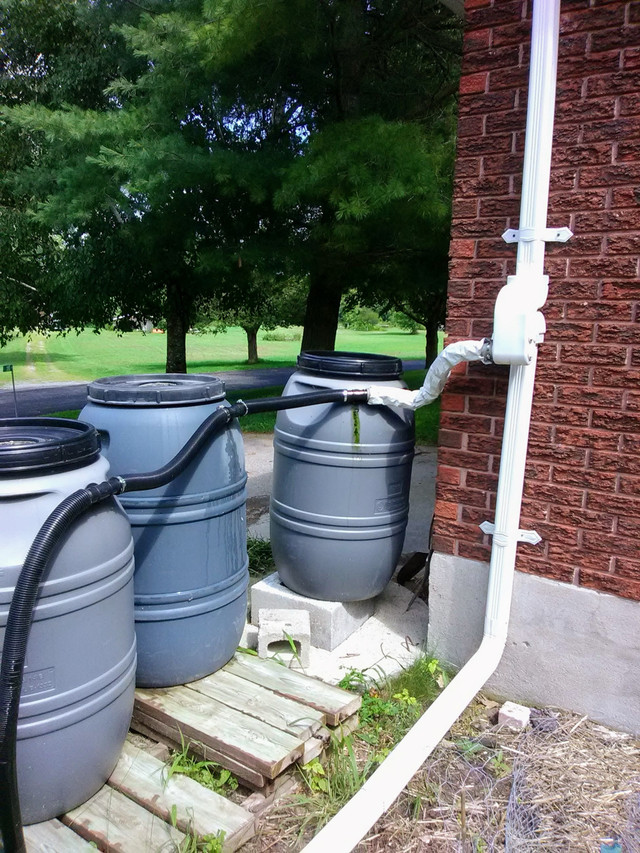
479, 520, 542, 546
502, 226, 572, 244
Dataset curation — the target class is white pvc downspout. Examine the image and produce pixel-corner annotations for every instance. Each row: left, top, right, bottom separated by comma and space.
302, 1, 562, 850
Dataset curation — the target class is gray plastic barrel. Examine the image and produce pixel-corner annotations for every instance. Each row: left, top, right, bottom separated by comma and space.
80, 374, 248, 688
270, 352, 414, 602
0, 417, 136, 824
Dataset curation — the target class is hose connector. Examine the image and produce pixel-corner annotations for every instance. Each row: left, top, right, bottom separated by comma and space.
479, 338, 493, 365
229, 400, 249, 418
342, 389, 370, 404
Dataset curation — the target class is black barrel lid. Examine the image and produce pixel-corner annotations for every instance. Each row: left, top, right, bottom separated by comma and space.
0, 418, 101, 474
86, 373, 226, 406
297, 351, 403, 380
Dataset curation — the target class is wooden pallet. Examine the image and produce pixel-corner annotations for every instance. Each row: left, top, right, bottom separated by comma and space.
24, 652, 361, 852
133, 653, 362, 790
24, 737, 256, 852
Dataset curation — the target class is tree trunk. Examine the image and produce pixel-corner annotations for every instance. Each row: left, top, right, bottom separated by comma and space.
244, 325, 260, 364
425, 315, 439, 369
300, 270, 343, 352
164, 280, 190, 373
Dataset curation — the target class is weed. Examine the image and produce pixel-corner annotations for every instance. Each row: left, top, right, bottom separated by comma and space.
166, 737, 238, 795
301, 759, 329, 793
168, 803, 226, 853
268, 630, 303, 668
488, 749, 511, 778
297, 733, 377, 834
246, 537, 275, 577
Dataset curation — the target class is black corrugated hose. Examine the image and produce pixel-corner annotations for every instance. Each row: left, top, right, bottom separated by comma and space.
0, 387, 369, 852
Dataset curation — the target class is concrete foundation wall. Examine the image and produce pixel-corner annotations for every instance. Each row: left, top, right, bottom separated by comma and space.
428, 552, 640, 735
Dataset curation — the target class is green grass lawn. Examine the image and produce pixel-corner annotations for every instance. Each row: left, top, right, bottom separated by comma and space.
5, 326, 441, 443
0, 326, 430, 385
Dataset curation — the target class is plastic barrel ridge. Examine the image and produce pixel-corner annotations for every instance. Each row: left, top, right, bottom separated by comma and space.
80, 374, 249, 688
270, 352, 415, 602
0, 417, 136, 824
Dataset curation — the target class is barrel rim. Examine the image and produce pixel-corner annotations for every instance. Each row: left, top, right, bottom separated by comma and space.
86, 373, 226, 406
297, 351, 403, 379
0, 417, 100, 474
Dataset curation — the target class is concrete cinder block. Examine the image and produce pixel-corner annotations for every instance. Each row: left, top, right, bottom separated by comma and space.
240, 622, 259, 650
498, 701, 531, 730
257, 608, 310, 667
251, 572, 375, 651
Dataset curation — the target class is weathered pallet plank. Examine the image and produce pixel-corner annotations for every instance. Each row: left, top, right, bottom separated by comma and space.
109, 739, 255, 852
135, 686, 305, 778
190, 668, 326, 738
24, 819, 95, 852
332, 713, 360, 738
225, 653, 361, 725
62, 786, 185, 852
130, 711, 267, 788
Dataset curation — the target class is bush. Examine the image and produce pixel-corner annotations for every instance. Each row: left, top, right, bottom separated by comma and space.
261, 327, 303, 341
341, 306, 381, 331
389, 311, 423, 334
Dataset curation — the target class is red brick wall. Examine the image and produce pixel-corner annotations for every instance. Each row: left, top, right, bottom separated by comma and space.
436, 0, 640, 601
